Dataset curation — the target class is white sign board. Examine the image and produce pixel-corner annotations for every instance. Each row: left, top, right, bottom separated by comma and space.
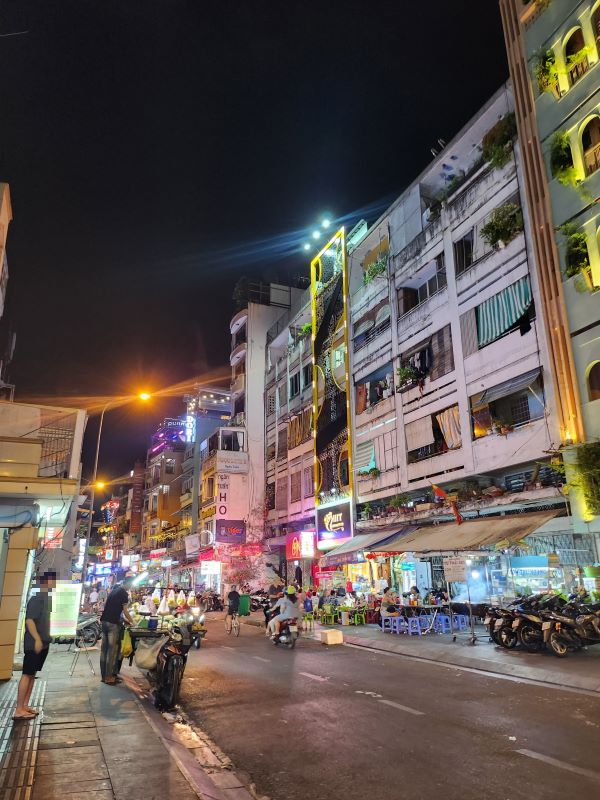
443, 556, 467, 583
50, 582, 83, 638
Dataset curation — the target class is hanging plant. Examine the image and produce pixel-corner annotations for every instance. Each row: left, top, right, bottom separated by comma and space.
566, 45, 591, 70
298, 322, 312, 339
549, 131, 578, 188
481, 203, 524, 249
388, 493, 409, 509
363, 254, 388, 285
396, 364, 418, 386
533, 48, 559, 94
558, 223, 590, 279
576, 441, 600, 516
482, 113, 517, 169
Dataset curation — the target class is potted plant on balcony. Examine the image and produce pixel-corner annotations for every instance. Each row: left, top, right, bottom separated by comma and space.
396, 364, 418, 388
388, 494, 409, 514
363, 502, 373, 520
368, 467, 381, 479
481, 202, 524, 250
533, 48, 559, 96
558, 223, 592, 288
482, 113, 517, 169
363, 254, 388, 285
550, 131, 579, 188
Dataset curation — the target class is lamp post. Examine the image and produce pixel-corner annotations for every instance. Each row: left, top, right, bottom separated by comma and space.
80, 393, 151, 585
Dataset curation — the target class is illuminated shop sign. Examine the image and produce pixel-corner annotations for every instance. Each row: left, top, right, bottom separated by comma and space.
286, 530, 316, 560
316, 500, 353, 551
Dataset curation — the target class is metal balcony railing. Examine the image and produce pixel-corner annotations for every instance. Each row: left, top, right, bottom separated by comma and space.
584, 142, 600, 177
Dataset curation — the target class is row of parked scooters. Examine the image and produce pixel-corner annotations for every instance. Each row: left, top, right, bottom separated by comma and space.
485, 592, 600, 658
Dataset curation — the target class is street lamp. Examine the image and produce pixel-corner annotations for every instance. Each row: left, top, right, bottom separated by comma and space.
81, 391, 151, 583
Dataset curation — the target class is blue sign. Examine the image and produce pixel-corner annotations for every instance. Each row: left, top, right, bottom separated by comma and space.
215, 519, 246, 544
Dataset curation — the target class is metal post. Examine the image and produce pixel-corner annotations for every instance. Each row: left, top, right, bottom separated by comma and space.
80, 404, 108, 586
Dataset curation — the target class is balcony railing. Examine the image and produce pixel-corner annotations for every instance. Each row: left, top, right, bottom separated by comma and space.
568, 56, 589, 87
584, 142, 600, 177
407, 439, 448, 464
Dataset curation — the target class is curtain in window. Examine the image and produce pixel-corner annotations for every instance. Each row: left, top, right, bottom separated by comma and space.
476, 275, 532, 348
460, 309, 478, 357
430, 325, 455, 381
355, 383, 368, 415
435, 405, 462, 450
405, 416, 435, 452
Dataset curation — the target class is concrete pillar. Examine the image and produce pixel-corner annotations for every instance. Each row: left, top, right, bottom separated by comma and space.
0, 525, 37, 679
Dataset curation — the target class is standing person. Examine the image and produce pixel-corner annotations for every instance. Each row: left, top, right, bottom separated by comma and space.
225, 584, 240, 633
88, 584, 99, 609
14, 571, 57, 720
100, 579, 134, 685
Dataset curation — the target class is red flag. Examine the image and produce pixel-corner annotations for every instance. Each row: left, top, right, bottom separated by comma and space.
450, 501, 463, 525
431, 483, 447, 500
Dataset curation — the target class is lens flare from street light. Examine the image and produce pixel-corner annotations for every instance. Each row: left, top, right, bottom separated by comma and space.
303, 243, 310, 251
95, 481, 106, 490
138, 392, 151, 401
312, 230, 321, 240
322, 218, 331, 228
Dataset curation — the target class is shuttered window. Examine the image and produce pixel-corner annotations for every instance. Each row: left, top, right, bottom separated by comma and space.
303, 466, 314, 497
430, 325, 455, 381
354, 440, 376, 472
290, 471, 302, 502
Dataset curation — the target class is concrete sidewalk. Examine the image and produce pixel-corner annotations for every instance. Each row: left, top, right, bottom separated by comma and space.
0, 645, 257, 800
241, 612, 600, 693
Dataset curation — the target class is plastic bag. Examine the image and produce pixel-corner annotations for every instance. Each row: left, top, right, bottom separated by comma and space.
134, 635, 169, 670
187, 591, 196, 606
177, 590, 187, 606
152, 587, 161, 604
157, 596, 170, 615
121, 628, 133, 658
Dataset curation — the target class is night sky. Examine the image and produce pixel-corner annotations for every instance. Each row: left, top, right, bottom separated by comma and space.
0, 1, 508, 478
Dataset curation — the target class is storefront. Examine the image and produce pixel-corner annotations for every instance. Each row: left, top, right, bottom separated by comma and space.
321, 529, 409, 594
285, 530, 316, 588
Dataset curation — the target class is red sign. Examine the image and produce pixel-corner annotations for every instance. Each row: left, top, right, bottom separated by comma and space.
150, 548, 167, 559
197, 549, 215, 561
286, 531, 315, 560
44, 527, 63, 549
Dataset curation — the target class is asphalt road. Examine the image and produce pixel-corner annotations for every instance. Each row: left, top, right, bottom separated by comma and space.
180, 615, 600, 800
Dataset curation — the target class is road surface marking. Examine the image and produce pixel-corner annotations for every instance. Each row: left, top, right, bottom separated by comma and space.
377, 699, 425, 716
299, 672, 329, 682
516, 750, 600, 782
221, 645, 235, 651
252, 656, 271, 663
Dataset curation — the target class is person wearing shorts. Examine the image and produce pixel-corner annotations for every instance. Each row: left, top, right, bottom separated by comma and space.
225, 585, 240, 633
14, 571, 57, 721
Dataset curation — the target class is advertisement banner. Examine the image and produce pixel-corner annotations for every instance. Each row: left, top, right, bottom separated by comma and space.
50, 582, 83, 638
286, 530, 316, 560
215, 519, 246, 545
316, 500, 353, 551
185, 533, 201, 559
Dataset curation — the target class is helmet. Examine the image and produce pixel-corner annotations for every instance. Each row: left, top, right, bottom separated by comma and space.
286, 585, 296, 595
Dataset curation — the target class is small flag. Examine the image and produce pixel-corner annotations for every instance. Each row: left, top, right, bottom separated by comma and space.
431, 483, 447, 500
450, 501, 463, 525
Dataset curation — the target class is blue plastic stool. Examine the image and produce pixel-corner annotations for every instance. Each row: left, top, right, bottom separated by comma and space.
434, 614, 451, 633
453, 614, 469, 631
389, 617, 406, 635
406, 617, 421, 635
381, 616, 393, 633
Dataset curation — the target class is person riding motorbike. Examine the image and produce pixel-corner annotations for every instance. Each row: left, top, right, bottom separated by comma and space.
266, 586, 303, 639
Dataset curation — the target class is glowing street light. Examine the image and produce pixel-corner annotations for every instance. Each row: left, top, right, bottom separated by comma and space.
312, 230, 321, 240
138, 392, 151, 401
95, 481, 106, 490
303, 243, 310, 251
322, 218, 331, 229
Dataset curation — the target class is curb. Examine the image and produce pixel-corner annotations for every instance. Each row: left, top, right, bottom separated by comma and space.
122, 672, 261, 800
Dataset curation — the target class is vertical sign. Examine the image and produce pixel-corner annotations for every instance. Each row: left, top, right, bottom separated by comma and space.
130, 462, 145, 535
310, 228, 353, 537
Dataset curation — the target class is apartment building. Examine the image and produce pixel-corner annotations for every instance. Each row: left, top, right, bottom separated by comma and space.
263, 290, 316, 585
500, 0, 600, 540
339, 84, 594, 590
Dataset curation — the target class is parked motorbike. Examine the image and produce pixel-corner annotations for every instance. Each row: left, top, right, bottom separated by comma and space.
271, 619, 299, 649
54, 612, 101, 647
176, 607, 207, 649
542, 599, 600, 657
151, 622, 193, 710
250, 590, 269, 612
484, 604, 518, 649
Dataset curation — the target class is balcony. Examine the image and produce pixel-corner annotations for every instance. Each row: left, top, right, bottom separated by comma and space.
230, 307, 248, 335
179, 490, 192, 508
584, 142, 600, 178
231, 373, 245, 395
230, 341, 247, 367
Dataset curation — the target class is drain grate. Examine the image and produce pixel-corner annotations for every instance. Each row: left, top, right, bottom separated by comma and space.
0, 681, 45, 800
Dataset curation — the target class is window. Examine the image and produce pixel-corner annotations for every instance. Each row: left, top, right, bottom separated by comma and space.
266, 441, 276, 461
333, 347, 345, 368
267, 393, 276, 415
266, 482, 276, 510
165, 458, 175, 475
397, 287, 418, 316
162, 484, 170, 495
475, 275, 534, 349
565, 28, 589, 86
204, 476, 215, 502
405, 405, 461, 463
277, 427, 288, 460
416, 264, 446, 305
582, 117, 600, 177
150, 493, 158, 512
275, 478, 287, 511
289, 372, 300, 398
302, 364, 312, 389
588, 362, 600, 401
221, 430, 244, 451
471, 370, 544, 438
278, 382, 287, 408
355, 363, 393, 413
454, 229, 474, 276
303, 466, 314, 497
290, 471, 302, 503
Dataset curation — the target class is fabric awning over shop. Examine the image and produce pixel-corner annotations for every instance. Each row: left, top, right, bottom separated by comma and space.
477, 275, 532, 347
323, 529, 409, 565
383, 511, 557, 555
478, 368, 541, 406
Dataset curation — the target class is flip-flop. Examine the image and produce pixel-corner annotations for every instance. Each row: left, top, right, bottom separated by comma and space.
25, 708, 39, 715
12, 713, 36, 721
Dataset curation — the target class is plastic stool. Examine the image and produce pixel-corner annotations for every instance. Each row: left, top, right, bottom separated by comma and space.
434, 614, 451, 633
453, 614, 469, 631
381, 616, 393, 633
406, 617, 421, 635
389, 616, 406, 635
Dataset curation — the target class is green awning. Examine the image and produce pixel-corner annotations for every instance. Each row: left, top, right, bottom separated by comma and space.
477, 275, 532, 348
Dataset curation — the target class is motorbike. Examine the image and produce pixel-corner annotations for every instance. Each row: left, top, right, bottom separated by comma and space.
542, 599, 600, 657
250, 590, 269, 612
271, 618, 300, 649
484, 604, 519, 649
204, 592, 224, 612
151, 621, 193, 710
176, 606, 207, 649
54, 612, 101, 647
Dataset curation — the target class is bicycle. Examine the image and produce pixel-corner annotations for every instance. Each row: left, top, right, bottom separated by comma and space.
225, 612, 240, 637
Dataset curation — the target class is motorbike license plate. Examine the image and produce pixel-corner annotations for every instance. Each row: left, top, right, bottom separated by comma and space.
484, 617, 491, 625
288, 626, 298, 633
512, 619, 521, 629
542, 621, 552, 630
494, 619, 504, 629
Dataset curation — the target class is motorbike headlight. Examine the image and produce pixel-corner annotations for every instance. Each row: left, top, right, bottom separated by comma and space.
199, 614, 205, 624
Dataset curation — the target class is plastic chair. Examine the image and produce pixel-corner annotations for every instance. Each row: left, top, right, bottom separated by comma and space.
303, 611, 315, 631
352, 607, 367, 626
321, 604, 339, 625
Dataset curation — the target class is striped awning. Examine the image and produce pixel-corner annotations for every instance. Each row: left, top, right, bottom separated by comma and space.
476, 275, 532, 347
355, 439, 376, 471
479, 368, 540, 405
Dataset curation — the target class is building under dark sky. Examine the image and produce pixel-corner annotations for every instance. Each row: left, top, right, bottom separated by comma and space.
0, 0, 509, 476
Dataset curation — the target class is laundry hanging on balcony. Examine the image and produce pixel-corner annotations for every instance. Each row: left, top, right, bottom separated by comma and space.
476, 275, 532, 348
435, 405, 462, 450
